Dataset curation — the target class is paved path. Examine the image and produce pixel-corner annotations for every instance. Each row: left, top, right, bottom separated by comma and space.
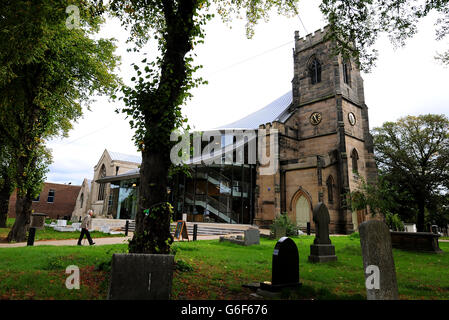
0, 233, 237, 248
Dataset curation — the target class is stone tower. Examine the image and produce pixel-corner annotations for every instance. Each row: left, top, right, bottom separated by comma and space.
254, 27, 377, 234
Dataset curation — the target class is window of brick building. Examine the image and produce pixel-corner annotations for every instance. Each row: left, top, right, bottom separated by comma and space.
47, 189, 55, 203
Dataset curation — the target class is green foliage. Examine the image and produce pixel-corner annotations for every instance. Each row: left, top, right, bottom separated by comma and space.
385, 213, 405, 232
270, 213, 298, 237
348, 232, 360, 240
372, 114, 449, 231
175, 259, 194, 272
349, 173, 410, 218
320, 0, 449, 71
0, 0, 120, 241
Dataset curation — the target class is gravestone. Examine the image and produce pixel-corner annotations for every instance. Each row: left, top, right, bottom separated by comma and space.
359, 220, 399, 300
308, 202, 337, 263
108, 253, 174, 300
260, 237, 301, 292
219, 228, 260, 246
244, 228, 260, 246
272, 225, 286, 239
57, 219, 67, 227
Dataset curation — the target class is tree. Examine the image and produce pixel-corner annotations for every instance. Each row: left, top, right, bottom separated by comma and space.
108, 0, 300, 254
371, 115, 449, 232
319, 0, 449, 71
349, 173, 411, 218
0, 0, 120, 242
0, 139, 15, 228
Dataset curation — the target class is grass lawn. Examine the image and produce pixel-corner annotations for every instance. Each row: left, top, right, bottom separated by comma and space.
0, 235, 448, 300
0, 218, 124, 243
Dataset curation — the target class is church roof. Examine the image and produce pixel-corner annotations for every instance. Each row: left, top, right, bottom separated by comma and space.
216, 91, 293, 129
96, 168, 140, 184
108, 151, 141, 164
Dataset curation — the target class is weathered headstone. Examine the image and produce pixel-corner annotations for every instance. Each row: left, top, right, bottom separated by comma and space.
244, 228, 260, 246
108, 253, 174, 300
260, 237, 301, 291
359, 220, 399, 300
272, 225, 286, 239
308, 202, 337, 263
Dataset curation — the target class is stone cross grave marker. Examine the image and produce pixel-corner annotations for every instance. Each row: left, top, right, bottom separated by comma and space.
260, 237, 301, 291
359, 220, 399, 300
308, 202, 337, 263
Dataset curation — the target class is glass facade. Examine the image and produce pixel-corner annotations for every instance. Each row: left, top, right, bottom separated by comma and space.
171, 164, 256, 224
108, 179, 139, 220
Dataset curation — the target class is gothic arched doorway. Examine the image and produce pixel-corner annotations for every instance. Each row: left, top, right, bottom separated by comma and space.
295, 194, 312, 228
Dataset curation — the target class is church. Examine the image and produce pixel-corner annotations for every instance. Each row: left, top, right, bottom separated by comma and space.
75, 27, 377, 234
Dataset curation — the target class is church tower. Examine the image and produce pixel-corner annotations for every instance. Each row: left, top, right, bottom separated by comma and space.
254, 27, 377, 233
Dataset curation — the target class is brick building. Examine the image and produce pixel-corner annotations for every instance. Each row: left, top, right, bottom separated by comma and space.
8, 182, 81, 219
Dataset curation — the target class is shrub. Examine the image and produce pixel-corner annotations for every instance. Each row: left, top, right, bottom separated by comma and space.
385, 213, 405, 231
270, 213, 299, 237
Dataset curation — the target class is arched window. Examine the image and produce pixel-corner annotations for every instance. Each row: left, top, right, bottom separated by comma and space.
98, 164, 106, 201
343, 60, 351, 85
309, 57, 322, 85
80, 193, 84, 208
326, 176, 334, 203
351, 149, 359, 174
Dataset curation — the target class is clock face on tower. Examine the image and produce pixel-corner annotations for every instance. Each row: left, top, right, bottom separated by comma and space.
310, 112, 322, 126
348, 112, 356, 126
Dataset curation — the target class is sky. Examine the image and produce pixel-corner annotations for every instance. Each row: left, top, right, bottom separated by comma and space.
46, 0, 449, 185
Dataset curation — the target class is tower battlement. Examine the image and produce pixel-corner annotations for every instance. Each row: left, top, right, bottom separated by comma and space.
294, 26, 329, 53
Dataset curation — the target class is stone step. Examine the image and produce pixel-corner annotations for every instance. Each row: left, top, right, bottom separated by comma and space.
121, 221, 248, 236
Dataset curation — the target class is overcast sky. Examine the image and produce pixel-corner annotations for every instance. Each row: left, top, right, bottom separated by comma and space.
46, 0, 449, 185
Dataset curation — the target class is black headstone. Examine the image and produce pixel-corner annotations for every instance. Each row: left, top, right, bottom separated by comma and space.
260, 237, 301, 291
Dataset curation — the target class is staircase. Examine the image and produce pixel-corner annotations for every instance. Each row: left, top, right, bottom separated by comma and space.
184, 192, 239, 224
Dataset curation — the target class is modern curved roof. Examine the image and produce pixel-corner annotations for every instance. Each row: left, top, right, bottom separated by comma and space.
216, 91, 293, 129
109, 151, 142, 164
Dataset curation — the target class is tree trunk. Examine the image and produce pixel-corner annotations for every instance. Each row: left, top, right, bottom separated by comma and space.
128, 149, 173, 254
416, 197, 425, 232
0, 166, 13, 228
128, 0, 197, 254
0, 186, 11, 228
7, 192, 32, 242
6, 155, 33, 242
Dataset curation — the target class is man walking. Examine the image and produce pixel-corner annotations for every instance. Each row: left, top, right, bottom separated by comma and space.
77, 209, 95, 246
